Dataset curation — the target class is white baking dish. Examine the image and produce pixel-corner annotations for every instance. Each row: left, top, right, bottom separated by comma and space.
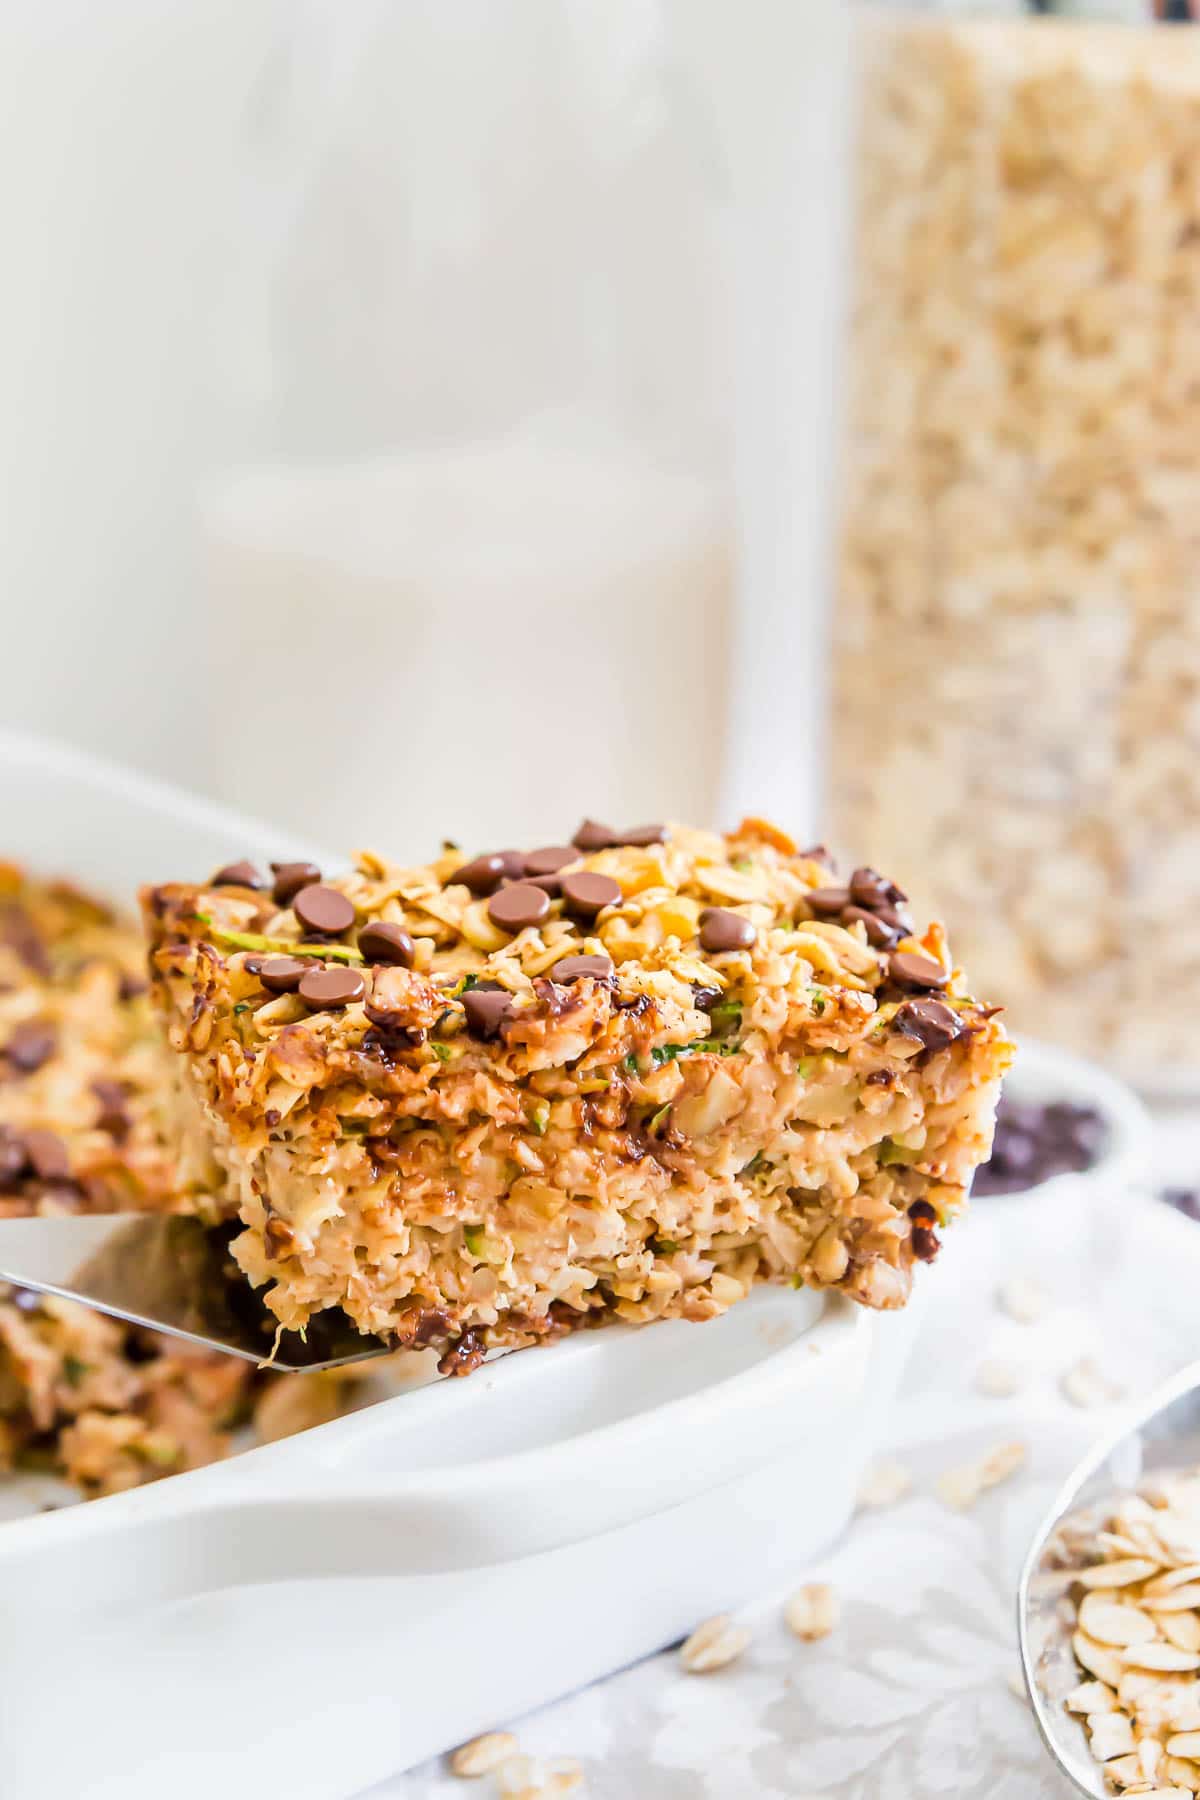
0, 730, 930, 1799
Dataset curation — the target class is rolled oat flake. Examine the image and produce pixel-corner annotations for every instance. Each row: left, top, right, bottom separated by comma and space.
298, 966, 365, 1010
560, 871, 621, 919
488, 882, 552, 932
357, 922, 415, 967
700, 907, 757, 953
293, 884, 356, 937
258, 955, 309, 995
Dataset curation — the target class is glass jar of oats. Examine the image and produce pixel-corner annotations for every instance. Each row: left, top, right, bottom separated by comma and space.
832, 15, 1200, 1087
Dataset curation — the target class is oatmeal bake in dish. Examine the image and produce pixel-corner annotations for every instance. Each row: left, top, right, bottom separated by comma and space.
0, 864, 357, 1496
145, 817, 1013, 1376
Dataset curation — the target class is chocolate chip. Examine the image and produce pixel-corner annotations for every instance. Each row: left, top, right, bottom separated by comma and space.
118, 971, 148, 1002
691, 985, 722, 1011
0, 1127, 30, 1190
6, 1020, 56, 1074
462, 986, 514, 1039
894, 998, 962, 1051
258, 955, 309, 995
850, 865, 907, 910
451, 853, 507, 895
91, 1078, 130, 1138
888, 951, 948, 991
804, 886, 852, 917
297, 966, 365, 1010
908, 1199, 938, 1225
528, 873, 564, 897
799, 843, 837, 870
571, 819, 618, 852
551, 954, 616, 985
976, 1095, 1107, 1197
911, 1224, 940, 1263
292, 884, 355, 936
22, 1129, 69, 1182
212, 860, 265, 890
358, 922, 416, 968
523, 846, 576, 878
618, 823, 667, 847
270, 861, 322, 906
699, 908, 757, 954
842, 905, 898, 949
560, 871, 621, 919
488, 883, 552, 933
874, 903, 915, 937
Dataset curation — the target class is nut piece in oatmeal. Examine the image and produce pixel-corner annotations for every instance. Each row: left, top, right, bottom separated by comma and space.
144, 819, 1012, 1371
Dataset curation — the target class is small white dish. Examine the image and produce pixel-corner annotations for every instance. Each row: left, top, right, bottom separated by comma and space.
957, 1037, 1152, 1277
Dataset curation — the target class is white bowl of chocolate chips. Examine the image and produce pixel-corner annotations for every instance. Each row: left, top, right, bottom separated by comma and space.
963, 1036, 1153, 1269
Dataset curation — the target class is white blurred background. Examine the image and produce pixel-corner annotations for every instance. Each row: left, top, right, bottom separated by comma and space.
1, 0, 851, 854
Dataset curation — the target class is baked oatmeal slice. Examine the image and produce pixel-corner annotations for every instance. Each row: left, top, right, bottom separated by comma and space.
0, 864, 358, 1496
145, 820, 1013, 1374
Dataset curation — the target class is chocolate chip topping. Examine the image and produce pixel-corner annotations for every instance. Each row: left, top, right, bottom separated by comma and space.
523, 846, 576, 878
297, 966, 365, 1010
572, 819, 618, 852
22, 1129, 69, 1182
804, 886, 852, 917
699, 907, 757, 954
888, 951, 949, 992
258, 955, 309, 995
842, 904, 899, 949
462, 985, 515, 1039
894, 997, 962, 1051
91, 1077, 130, 1138
488, 883, 552, 933
560, 871, 621, 920
551, 953, 616, 985
451, 853, 507, 895
292, 884, 355, 937
0, 1126, 29, 1188
850, 865, 907, 910
358, 922, 416, 967
977, 1098, 1105, 1198
212, 860, 265, 890
619, 823, 667, 847
270, 861, 322, 906
911, 1224, 940, 1263
6, 1019, 56, 1074
528, 873, 565, 897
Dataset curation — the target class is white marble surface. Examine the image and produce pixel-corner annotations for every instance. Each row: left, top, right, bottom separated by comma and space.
368, 1105, 1200, 1799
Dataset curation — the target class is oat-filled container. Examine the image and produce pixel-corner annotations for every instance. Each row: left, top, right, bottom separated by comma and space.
833, 14, 1200, 1088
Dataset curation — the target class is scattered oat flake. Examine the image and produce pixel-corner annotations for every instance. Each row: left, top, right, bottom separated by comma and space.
997, 1275, 1048, 1324
1062, 1356, 1126, 1410
450, 1731, 519, 1778
938, 1440, 1026, 1510
496, 1757, 543, 1797
856, 1459, 912, 1509
784, 1583, 839, 1642
974, 1358, 1025, 1398
679, 1614, 751, 1674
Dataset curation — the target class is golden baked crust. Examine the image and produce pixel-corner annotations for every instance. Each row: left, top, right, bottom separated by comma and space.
145, 819, 1013, 1374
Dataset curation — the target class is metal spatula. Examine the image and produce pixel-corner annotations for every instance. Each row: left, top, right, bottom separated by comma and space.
0, 1214, 391, 1371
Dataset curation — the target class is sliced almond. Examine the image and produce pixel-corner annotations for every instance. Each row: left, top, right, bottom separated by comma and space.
1161, 1613, 1200, 1655
1078, 1594, 1158, 1647
1147, 1568, 1200, 1597
1121, 1644, 1200, 1673
1067, 1679, 1119, 1714
1145, 1587, 1200, 1613
1088, 1711, 1136, 1761
1080, 1559, 1161, 1591
1075, 1630, 1127, 1687
1166, 1733, 1200, 1759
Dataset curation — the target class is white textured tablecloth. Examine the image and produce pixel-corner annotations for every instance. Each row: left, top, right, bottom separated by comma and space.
369, 1108, 1200, 1800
